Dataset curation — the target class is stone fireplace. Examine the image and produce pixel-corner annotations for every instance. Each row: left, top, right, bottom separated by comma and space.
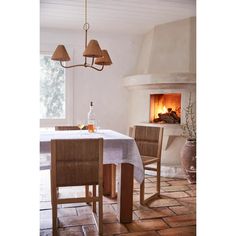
123, 17, 196, 178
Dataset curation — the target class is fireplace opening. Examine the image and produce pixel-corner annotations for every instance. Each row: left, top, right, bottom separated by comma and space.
150, 93, 181, 124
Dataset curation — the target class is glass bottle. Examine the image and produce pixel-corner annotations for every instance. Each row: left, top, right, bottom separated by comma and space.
87, 101, 96, 133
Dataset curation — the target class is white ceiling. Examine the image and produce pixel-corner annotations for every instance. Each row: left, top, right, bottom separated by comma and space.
40, 0, 196, 34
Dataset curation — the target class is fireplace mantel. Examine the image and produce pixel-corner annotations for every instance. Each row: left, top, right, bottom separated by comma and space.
123, 73, 196, 90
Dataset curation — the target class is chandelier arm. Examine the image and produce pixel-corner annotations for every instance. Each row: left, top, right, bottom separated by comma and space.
90, 64, 105, 71
91, 57, 94, 66
60, 61, 85, 69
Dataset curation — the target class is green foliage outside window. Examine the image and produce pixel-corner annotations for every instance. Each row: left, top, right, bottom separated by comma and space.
40, 55, 65, 119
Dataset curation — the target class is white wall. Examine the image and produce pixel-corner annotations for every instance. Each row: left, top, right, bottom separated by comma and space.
136, 17, 196, 74
40, 28, 143, 134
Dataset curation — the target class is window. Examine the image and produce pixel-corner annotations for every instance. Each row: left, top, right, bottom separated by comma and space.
40, 52, 73, 127
40, 54, 65, 119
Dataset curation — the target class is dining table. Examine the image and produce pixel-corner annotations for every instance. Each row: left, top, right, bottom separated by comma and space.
40, 129, 144, 223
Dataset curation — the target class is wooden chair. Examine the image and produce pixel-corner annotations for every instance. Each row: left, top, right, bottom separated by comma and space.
131, 126, 164, 205
55, 125, 117, 199
55, 125, 91, 202
51, 138, 103, 236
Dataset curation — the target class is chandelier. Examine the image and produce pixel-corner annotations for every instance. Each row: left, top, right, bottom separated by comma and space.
51, 0, 112, 71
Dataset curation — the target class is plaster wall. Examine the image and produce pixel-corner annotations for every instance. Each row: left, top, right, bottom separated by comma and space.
135, 17, 196, 74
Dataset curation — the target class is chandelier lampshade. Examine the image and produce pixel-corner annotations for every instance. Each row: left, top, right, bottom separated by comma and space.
83, 40, 102, 58
51, 45, 70, 61
95, 50, 112, 65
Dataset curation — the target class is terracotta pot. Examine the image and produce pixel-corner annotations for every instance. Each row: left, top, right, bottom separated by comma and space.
180, 139, 196, 184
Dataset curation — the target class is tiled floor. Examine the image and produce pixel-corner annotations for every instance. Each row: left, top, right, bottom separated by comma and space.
40, 170, 196, 236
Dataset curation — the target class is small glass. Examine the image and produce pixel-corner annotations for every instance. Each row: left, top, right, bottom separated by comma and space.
88, 123, 95, 133
77, 120, 86, 130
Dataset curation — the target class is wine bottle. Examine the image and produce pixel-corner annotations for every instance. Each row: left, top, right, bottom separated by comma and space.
87, 101, 96, 133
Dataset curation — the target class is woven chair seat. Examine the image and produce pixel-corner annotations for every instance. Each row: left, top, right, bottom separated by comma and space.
141, 155, 160, 166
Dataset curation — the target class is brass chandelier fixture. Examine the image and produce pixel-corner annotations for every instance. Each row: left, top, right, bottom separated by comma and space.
51, 0, 112, 71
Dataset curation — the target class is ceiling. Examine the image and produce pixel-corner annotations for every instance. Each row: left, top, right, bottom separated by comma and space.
40, 0, 196, 34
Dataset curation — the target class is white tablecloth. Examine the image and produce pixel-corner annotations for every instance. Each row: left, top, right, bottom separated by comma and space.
40, 129, 144, 183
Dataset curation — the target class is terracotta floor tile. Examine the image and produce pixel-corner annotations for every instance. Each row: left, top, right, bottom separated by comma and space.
134, 182, 141, 189
103, 204, 117, 214
178, 197, 196, 205
103, 222, 128, 235
186, 189, 196, 197
61, 203, 87, 208
163, 214, 196, 227
149, 198, 180, 208
149, 177, 175, 182
58, 208, 77, 217
40, 229, 52, 236
161, 185, 190, 192
144, 181, 170, 187
133, 212, 140, 221
40, 172, 196, 236
167, 180, 189, 186
120, 231, 159, 236
142, 187, 156, 194
103, 196, 117, 204
126, 219, 168, 232
59, 214, 95, 227
82, 225, 99, 236
161, 191, 189, 198
145, 176, 157, 181
135, 207, 174, 220
58, 226, 83, 236
133, 202, 151, 211
161, 182, 171, 187
144, 182, 158, 188
188, 184, 196, 190
133, 193, 153, 202
169, 206, 195, 215
103, 212, 119, 223
76, 206, 93, 215
158, 226, 196, 236
143, 177, 152, 183
160, 177, 176, 182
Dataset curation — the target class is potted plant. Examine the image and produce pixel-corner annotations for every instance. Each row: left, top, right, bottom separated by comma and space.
180, 94, 196, 184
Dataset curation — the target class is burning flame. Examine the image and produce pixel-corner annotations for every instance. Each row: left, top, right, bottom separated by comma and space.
150, 93, 181, 122
154, 105, 168, 118
161, 106, 167, 113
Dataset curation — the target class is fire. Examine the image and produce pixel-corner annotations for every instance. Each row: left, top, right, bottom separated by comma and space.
150, 93, 181, 122
154, 105, 167, 118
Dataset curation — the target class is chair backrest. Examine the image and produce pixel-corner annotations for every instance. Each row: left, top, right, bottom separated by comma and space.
51, 138, 103, 187
133, 126, 164, 158
55, 126, 88, 130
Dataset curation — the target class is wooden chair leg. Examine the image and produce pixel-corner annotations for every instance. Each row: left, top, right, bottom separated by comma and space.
85, 185, 89, 197
92, 185, 96, 213
52, 201, 57, 236
98, 185, 103, 235
157, 162, 161, 196
140, 180, 145, 205
51, 182, 58, 236
85, 185, 90, 205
